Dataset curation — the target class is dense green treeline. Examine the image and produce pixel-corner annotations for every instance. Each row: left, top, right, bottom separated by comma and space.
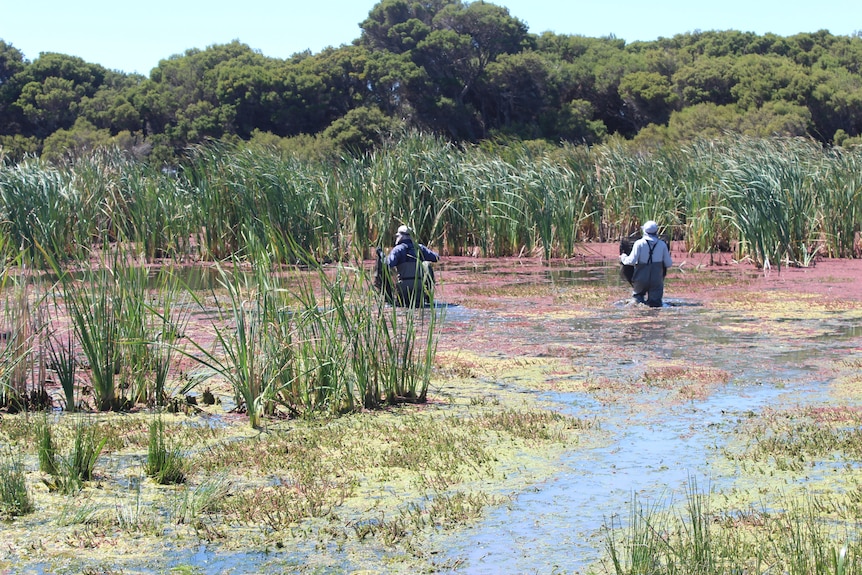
2, 133, 861, 268
1, 0, 862, 163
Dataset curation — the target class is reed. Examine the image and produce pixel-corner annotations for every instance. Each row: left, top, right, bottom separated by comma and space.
0, 268, 52, 412
43, 416, 107, 494
816, 148, 862, 258
180, 234, 295, 427
0, 448, 33, 518
7, 133, 862, 276
0, 159, 77, 267
146, 265, 193, 407
604, 493, 671, 575
172, 473, 230, 525
67, 416, 107, 483
602, 485, 862, 575
145, 417, 186, 484
118, 162, 195, 262
47, 328, 77, 412
36, 412, 59, 475
718, 138, 822, 268
47, 246, 125, 411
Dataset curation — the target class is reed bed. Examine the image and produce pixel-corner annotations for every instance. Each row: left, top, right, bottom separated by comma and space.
3, 134, 862, 266
603, 480, 861, 575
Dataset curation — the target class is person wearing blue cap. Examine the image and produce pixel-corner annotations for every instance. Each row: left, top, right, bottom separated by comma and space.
619, 220, 672, 307
385, 225, 439, 306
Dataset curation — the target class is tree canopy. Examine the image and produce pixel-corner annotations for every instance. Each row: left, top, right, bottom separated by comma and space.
2, 1, 862, 163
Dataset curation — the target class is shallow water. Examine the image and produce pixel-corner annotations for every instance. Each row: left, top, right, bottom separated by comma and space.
15, 260, 860, 575
434, 266, 855, 573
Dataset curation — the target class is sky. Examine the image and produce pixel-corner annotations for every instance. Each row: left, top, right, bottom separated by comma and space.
3, 0, 861, 75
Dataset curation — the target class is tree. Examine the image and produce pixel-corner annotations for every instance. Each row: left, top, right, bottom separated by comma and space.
360, 0, 455, 53
16, 77, 84, 137
672, 56, 736, 106
618, 71, 678, 128
322, 105, 401, 153
0, 40, 28, 135
737, 101, 811, 137
552, 98, 607, 143
808, 68, 862, 140
364, 50, 428, 117
666, 102, 744, 141
412, 1, 532, 138
730, 54, 810, 110
79, 86, 143, 134
3, 52, 108, 139
0, 40, 26, 86
482, 51, 552, 137
40, 117, 113, 163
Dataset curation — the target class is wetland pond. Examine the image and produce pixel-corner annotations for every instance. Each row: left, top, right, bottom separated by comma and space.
432, 252, 857, 573
5, 244, 862, 574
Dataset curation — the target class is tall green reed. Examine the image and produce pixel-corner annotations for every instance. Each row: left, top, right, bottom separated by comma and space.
9, 133, 862, 270
719, 144, 815, 268
816, 148, 862, 258
145, 265, 193, 407
181, 234, 295, 428
47, 328, 77, 412
0, 159, 78, 267
45, 244, 128, 411
118, 163, 195, 262
146, 417, 186, 484
0, 448, 33, 518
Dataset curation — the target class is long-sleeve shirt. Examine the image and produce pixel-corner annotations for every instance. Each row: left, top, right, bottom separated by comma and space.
620, 234, 672, 268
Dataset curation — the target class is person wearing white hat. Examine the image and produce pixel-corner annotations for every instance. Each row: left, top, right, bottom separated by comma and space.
619, 220, 672, 307
385, 225, 439, 306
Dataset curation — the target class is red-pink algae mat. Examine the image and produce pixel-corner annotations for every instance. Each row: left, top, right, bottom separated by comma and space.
437, 242, 862, 301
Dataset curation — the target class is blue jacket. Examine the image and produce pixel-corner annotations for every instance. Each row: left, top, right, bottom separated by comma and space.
386, 238, 439, 281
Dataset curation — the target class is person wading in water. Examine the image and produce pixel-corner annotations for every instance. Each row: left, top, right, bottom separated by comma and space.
619, 220, 672, 307
381, 225, 439, 306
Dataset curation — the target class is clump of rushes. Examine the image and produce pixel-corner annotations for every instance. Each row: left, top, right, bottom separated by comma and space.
0, 448, 34, 518
35, 413, 59, 475
182, 242, 292, 428
172, 473, 230, 525
145, 417, 186, 485
602, 479, 861, 575
47, 328, 77, 412
44, 417, 107, 494
45, 244, 125, 411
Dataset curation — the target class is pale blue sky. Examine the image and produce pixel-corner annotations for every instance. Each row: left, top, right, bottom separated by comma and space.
3, 0, 860, 75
